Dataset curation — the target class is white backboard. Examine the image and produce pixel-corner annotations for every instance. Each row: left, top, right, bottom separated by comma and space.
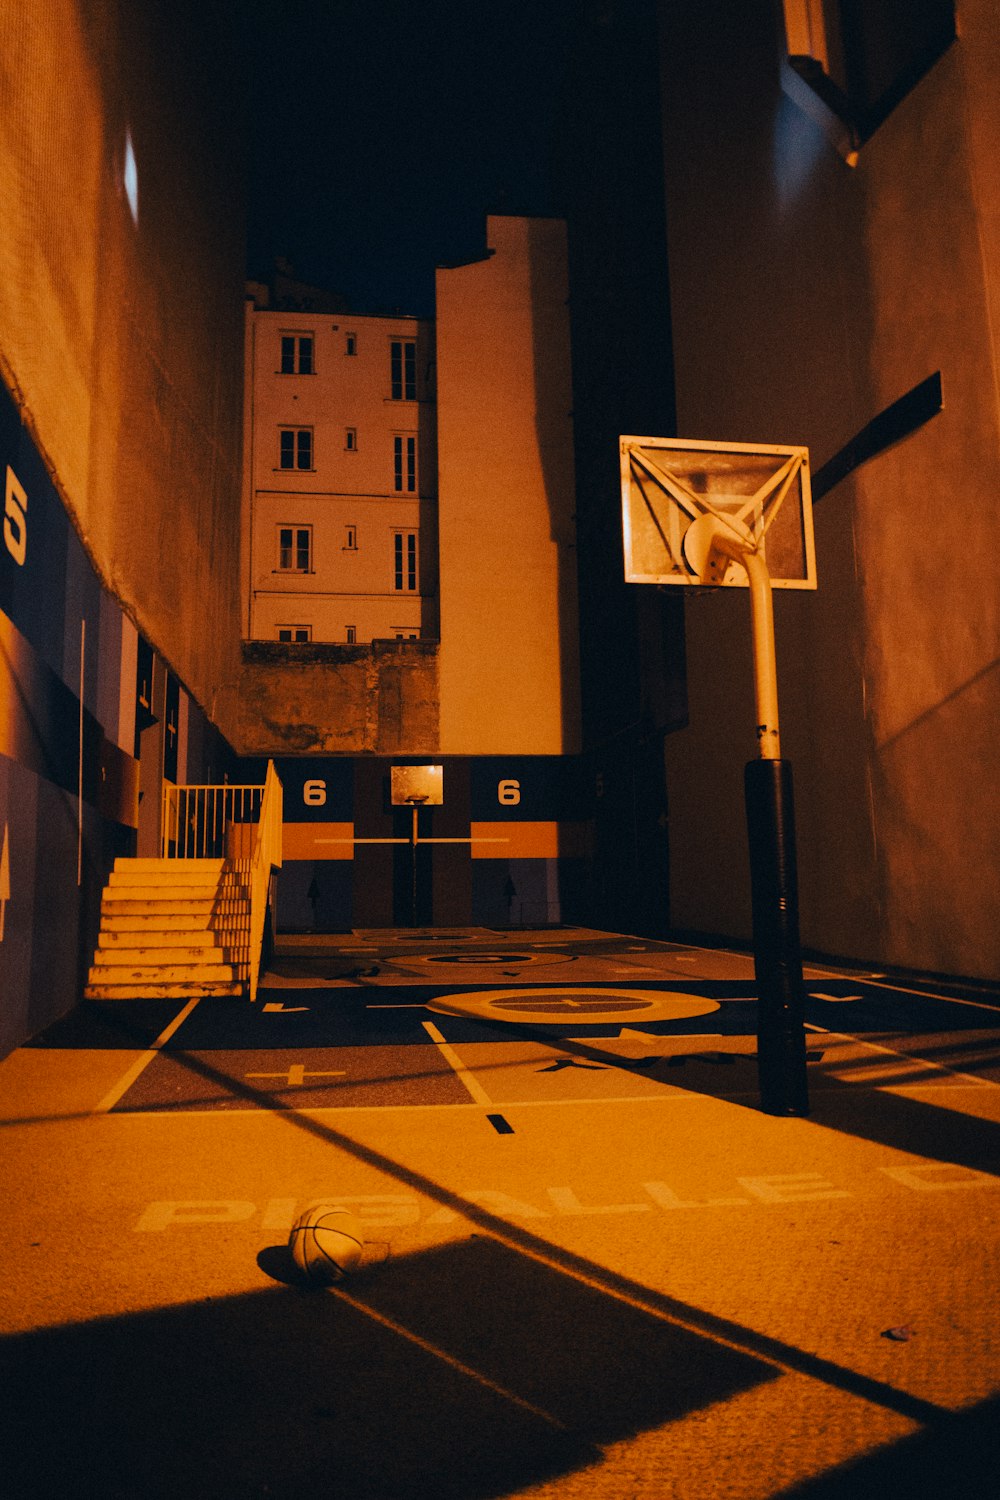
621, 436, 817, 589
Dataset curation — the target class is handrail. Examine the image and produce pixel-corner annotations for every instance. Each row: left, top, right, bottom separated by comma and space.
160, 768, 282, 1001
161, 783, 265, 859
246, 761, 283, 1003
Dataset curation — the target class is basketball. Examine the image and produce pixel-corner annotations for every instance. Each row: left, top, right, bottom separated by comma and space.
289, 1202, 364, 1283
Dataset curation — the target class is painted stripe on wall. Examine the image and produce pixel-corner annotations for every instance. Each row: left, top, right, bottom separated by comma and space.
283, 822, 356, 860
470, 821, 592, 859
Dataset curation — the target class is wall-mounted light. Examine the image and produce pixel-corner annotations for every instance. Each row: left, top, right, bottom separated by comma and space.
123, 128, 139, 226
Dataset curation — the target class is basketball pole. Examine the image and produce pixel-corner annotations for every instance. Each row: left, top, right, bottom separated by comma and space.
742, 550, 809, 1116
707, 534, 810, 1117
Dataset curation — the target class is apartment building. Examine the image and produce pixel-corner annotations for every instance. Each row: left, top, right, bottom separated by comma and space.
243, 295, 437, 645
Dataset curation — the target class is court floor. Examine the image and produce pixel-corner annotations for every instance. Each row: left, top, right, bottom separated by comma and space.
4, 928, 999, 1499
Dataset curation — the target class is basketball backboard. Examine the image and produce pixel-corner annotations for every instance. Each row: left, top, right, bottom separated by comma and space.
391, 765, 443, 805
621, 436, 817, 589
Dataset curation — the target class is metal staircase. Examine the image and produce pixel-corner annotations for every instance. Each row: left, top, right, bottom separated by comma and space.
84, 858, 251, 999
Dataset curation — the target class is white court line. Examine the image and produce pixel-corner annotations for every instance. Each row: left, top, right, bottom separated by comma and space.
330, 1286, 566, 1429
421, 1020, 495, 1107
100, 1070, 1000, 1122
847, 978, 1000, 1016
107, 1092, 753, 1120
814, 1028, 997, 1088
94, 998, 201, 1113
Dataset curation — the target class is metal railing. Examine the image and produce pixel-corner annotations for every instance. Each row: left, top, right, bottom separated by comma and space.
160, 767, 282, 1001
246, 761, 283, 1003
161, 783, 265, 860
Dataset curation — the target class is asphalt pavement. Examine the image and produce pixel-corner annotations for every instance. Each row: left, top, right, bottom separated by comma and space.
1, 927, 998, 1498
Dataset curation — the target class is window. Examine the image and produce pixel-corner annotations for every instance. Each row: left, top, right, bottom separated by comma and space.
393, 630, 419, 640
277, 625, 311, 643
345, 427, 357, 451
279, 427, 313, 470
346, 625, 357, 644
393, 435, 417, 492
280, 334, 314, 374
393, 530, 417, 591
390, 339, 416, 400
277, 526, 312, 572
345, 332, 357, 356
344, 524, 358, 550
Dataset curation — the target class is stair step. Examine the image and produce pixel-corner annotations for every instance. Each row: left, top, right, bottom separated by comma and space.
88, 962, 241, 985
103, 885, 242, 902
101, 899, 232, 917
99, 928, 231, 948
109, 866, 248, 885
84, 980, 245, 1000
90, 856, 255, 1001
112, 864, 226, 876
101, 912, 242, 931
94, 945, 236, 966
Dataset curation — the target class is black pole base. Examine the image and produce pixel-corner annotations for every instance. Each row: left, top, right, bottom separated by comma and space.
744, 759, 810, 1117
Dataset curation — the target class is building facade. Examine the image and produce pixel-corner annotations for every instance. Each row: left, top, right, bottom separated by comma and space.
239, 217, 588, 934
243, 298, 438, 645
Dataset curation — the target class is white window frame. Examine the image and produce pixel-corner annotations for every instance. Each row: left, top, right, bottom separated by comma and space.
393, 434, 417, 493
279, 426, 313, 471
393, 529, 418, 592
277, 525, 313, 573
390, 339, 417, 400
279, 333, 314, 375
277, 624, 312, 643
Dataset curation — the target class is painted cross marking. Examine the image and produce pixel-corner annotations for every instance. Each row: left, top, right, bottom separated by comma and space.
245, 1065, 346, 1087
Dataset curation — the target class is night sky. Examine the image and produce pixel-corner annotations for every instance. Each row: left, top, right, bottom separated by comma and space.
246, 0, 579, 316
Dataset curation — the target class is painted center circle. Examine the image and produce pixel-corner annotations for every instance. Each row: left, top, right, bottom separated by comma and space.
427, 987, 720, 1025
413, 952, 561, 967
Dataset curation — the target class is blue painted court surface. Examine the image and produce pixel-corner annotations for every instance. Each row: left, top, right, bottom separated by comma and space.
29, 930, 1000, 1114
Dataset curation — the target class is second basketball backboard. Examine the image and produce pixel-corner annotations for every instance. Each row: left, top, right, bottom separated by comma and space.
621, 436, 817, 589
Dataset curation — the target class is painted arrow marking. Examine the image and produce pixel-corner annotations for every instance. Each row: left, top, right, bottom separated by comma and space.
809, 993, 864, 1003
262, 1002, 311, 1013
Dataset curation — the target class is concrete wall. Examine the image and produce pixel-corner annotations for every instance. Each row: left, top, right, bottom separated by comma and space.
658, 0, 1000, 978
436, 217, 581, 755
1, 377, 236, 1055
0, 0, 245, 732
0, 1, 246, 1048
237, 640, 439, 756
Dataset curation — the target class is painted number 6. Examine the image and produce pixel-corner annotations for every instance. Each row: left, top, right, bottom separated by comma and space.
498, 779, 521, 806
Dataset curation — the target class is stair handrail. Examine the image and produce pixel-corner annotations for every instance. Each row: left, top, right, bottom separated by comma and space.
247, 760, 283, 1002
160, 782, 266, 859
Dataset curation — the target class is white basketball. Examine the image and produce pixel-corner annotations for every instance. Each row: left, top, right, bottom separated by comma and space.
289, 1202, 364, 1283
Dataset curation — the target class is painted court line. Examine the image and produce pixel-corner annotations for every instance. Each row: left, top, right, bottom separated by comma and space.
330, 1286, 566, 1428
817, 1029, 996, 1088
421, 1020, 495, 1107
94, 998, 201, 1113
853, 978, 1000, 1015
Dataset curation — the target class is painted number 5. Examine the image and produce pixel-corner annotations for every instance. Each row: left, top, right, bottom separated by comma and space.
4, 466, 27, 566
498, 779, 521, 806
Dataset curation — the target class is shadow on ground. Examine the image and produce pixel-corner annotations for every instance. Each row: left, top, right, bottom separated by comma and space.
1, 1237, 774, 1500
776, 1389, 1000, 1499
